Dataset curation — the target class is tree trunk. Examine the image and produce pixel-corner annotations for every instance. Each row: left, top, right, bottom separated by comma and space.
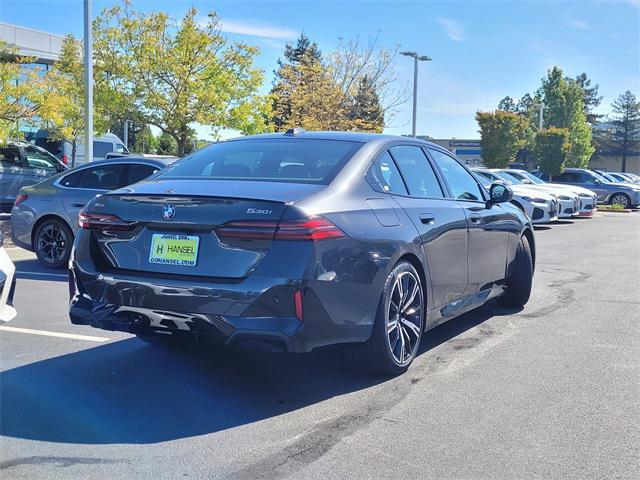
71, 140, 77, 168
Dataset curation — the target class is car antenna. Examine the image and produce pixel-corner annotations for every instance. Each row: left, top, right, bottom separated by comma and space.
284, 127, 305, 136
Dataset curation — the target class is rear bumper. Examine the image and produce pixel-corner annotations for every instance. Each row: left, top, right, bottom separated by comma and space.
68, 261, 379, 353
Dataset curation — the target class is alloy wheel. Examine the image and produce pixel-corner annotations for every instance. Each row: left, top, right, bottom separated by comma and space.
611, 194, 630, 208
386, 270, 423, 365
37, 223, 69, 265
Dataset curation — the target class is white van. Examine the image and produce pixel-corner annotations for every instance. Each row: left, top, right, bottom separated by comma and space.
34, 131, 129, 165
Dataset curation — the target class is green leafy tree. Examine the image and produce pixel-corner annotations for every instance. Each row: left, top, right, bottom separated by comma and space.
540, 67, 584, 129
270, 34, 323, 130
497, 96, 517, 113
132, 125, 157, 154
476, 110, 531, 168
609, 91, 640, 172
534, 127, 569, 177
283, 33, 322, 65
573, 73, 603, 125
270, 33, 403, 132
350, 75, 384, 132
565, 107, 595, 168
0, 40, 42, 140
40, 35, 107, 166
539, 67, 595, 168
156, 132, 177, 155
271, 50, 351, 131
94, 2, 270, 157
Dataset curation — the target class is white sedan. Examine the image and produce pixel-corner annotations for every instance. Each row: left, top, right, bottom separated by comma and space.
500, 169, 598, 216
485, 169, 581, 218
473, 169, 559, 224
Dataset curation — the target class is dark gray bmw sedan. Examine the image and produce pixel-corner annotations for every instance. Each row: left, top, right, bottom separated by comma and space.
69, 131, 534, 374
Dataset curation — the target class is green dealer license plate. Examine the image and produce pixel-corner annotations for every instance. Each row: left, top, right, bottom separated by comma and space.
149, 234, 200, 267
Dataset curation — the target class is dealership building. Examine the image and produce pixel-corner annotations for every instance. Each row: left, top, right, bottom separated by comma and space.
418, 138, 483, 167
1, 22, 63, 68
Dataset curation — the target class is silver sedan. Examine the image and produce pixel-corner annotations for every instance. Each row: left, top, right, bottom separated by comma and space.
11, 157, 174, 268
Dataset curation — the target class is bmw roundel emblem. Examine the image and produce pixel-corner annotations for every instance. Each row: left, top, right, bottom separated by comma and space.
162, 204, 176, 220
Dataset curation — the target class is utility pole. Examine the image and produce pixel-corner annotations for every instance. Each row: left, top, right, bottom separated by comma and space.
538, 102, 545, 130
400, 51, 432, 137
83, 0, 93, 162
123, 119, 129, 149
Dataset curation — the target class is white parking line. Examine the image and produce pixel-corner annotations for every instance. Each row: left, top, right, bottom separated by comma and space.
0, 326, 109, 342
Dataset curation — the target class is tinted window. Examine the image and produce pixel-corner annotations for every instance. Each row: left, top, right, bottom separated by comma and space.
499, 171, 525, 184
367, 152, 408, 195
159, 139, 362, 185
389, 146, 443, 198
93, 141, 113, 158
60, 164, 125, 190
554, 171, 579, 182
588, 170, 610, 183
428, 149, 484, 201
127, 163, 159, 185
24, 146, 59, 170
115, 143, 128, 153
475, 170, 501, 183
0, 146, 22, 168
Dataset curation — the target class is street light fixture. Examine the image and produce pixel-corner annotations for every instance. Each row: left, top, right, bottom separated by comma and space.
400, 51, 432, 137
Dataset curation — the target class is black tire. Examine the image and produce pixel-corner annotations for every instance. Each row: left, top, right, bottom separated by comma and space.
610, 193, 630, 209
347, 261, 424, 375
499, 235, 533, 307
34, 218, 73, 269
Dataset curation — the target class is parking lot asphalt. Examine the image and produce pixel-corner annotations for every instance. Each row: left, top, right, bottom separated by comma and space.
1, 212, 639, 479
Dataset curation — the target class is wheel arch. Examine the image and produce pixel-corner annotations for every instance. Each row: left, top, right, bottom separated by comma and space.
521, 227, 536, 271
31, 214, 75, 248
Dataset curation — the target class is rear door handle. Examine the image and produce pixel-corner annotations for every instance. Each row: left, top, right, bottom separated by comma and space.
419, 214, 435, 225
71, 203, 86, 207
469, 213, 482, 224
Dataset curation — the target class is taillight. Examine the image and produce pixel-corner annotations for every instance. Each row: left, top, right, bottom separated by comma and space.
215, 221, 278, 241
78, 211, 133, 231
214, 216, 346, 242
14, 194, 28, 206
62, 154, 68, 165
275, 217, 346, 241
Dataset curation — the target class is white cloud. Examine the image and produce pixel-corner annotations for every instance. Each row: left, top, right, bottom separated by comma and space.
436, 17, 465, 42
218, 18, 298, 40
569, 19, 589, 30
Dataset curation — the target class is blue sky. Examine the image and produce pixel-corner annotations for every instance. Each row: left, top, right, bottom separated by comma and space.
2, 0, 639, 140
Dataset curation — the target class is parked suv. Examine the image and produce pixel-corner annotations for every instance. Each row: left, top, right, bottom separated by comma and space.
545, 168, 640, 209
0, 141, 67, 212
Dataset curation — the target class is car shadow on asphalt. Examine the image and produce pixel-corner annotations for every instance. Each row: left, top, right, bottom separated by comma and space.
0, 301, 518, 445
12, 258, 68, 283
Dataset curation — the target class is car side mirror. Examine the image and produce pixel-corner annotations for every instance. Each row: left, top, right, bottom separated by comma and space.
487, 182, 513, 206
594, 179, 601, 184
521, 179, 532, 184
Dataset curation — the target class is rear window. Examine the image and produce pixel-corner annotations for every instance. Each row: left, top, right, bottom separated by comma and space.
159, 139, 363, 184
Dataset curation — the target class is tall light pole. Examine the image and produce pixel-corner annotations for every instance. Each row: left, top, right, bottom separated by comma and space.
83, 0, 93, 163
401, 51, 431, 137
537, 102, 545, 130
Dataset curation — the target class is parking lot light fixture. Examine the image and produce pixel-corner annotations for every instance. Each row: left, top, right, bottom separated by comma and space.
400, 51, 432, 137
